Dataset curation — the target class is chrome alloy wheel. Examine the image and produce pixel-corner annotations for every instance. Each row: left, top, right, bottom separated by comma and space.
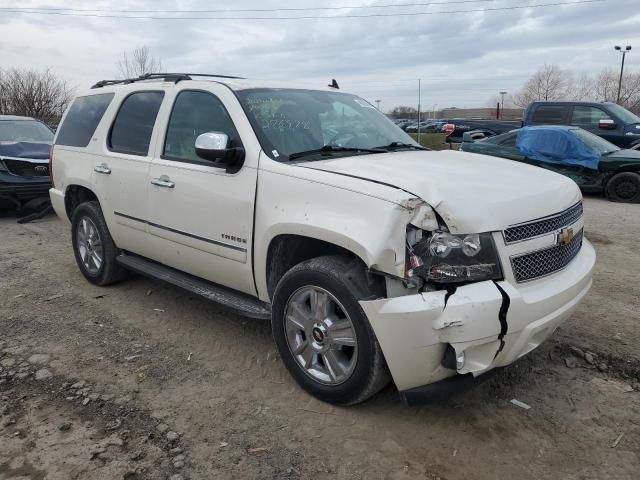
76, 217, 103, 275
284, 286, 358, 385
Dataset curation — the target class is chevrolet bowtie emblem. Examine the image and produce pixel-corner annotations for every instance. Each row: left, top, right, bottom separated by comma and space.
558, 227, 575, 246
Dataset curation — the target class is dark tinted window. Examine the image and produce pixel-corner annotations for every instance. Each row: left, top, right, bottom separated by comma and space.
109, 91, 164, 156
163, 91, 239, 163
56, 93, 114, 147
531, 105, 568, 124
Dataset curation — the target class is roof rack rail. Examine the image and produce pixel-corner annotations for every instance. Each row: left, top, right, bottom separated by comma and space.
90, 73, 245, 89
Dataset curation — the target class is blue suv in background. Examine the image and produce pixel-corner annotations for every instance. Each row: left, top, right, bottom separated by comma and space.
523, 101, 640, 149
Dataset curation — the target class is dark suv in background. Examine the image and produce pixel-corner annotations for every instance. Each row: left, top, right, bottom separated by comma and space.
523, 101, 640, 149
0, 115, 53, 211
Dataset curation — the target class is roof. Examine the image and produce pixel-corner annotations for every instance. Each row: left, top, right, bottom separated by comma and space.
0, 115, 36, 121
87, 73, 338, 94
528, 100, 615, 107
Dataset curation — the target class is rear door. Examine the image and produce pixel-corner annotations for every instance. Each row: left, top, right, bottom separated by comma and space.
146, 84, 259, 295
95, 89, 166, 257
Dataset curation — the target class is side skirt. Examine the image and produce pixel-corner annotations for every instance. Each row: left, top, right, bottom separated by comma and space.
116, 253, 271, 320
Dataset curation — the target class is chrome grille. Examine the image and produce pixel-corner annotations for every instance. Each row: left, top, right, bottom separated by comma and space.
510, 228, 583, 283
504, 202, 583, 244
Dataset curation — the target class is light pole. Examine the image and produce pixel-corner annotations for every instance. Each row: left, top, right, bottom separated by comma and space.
499, 91, 507, 119
417, 78, 422, 144
432, 103, 438, 120
375, 99, 381, 111
615, 45, 632, 104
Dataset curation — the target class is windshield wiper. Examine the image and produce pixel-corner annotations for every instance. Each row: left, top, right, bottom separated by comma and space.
287, 145, 385, 161
374, 141, 428, 151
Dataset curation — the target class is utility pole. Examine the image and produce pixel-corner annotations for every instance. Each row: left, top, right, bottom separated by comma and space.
499, 91, 507, 119
375, 99, 381, 111
417, 78, 421, 144
615, 45, 632, 104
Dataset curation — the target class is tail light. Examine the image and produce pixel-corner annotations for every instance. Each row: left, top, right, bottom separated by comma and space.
49, 144, 55, 188
443, 124, 455, 137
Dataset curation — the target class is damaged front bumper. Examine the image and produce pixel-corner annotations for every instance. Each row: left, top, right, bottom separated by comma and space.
360, 239, 595, 403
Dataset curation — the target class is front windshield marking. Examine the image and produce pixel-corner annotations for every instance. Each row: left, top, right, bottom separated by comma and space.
237, 89, 420, 161
0, 120, 53, 143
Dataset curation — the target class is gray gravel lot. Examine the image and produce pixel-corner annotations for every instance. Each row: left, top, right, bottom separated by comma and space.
0, 195, 639, 479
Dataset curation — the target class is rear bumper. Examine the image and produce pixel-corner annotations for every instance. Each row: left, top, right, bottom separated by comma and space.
360, 240, 595, 397
49, 187, 69, 223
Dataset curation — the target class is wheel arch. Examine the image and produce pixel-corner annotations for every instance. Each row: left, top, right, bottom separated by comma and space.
64, 184, 99, 221
262, 232, 385, 302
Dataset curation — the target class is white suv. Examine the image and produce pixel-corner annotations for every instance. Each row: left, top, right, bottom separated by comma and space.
49, 73, 595, 405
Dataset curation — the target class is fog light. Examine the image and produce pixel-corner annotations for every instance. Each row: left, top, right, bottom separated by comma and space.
456, 351, 466, 370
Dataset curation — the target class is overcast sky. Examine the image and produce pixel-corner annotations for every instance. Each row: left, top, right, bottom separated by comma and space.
1, 0, 638, 111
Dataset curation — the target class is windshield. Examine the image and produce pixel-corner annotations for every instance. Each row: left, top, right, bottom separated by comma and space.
0, 120, 53, 143
572, 128, 620, 155
237, 89, 420, 161
607, 103, 640, 125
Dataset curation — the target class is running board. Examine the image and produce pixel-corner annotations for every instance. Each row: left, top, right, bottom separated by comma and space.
116, 254, 271, 320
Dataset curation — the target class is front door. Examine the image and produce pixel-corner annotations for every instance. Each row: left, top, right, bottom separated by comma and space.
146, 86, 258, 295
570, 105, 621, 145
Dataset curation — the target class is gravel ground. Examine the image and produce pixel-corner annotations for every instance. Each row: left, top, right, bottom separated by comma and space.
0, 195, 639, 479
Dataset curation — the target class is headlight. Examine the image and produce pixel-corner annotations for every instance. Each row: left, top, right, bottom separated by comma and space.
407, 229, 503, 283
0, 159, 8, 173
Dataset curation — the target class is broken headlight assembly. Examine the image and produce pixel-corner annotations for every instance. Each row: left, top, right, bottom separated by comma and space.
406, 228, 503, 284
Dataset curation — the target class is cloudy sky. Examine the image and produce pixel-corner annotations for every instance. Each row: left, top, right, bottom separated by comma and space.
1, 0, 638, 111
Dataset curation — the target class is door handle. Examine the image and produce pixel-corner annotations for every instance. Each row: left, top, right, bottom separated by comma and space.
94, 163, 111, 174
151, 175, 175, 188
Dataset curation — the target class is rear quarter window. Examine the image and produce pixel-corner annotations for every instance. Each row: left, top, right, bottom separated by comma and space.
56, 93, 114, 147
531, 105, 568, 125
108, 91, 165, 156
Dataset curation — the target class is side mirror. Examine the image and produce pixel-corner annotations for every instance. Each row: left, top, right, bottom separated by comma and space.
195, 132, 245, 170
195, 132, 230, 161
462, 131, 486, 143
599, 119, 617, 130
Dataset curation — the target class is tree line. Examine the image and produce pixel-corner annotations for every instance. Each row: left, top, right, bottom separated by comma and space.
0, 45, 163, 126
502, 63, 640, 114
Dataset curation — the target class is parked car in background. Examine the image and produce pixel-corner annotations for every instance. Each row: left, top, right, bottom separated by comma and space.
50, 73, 594, 405
441, 119, 520, 143
405, 120, 445, 133
0, 115, 53, 210
461, 125, 640, 203
523, 101, 640, 149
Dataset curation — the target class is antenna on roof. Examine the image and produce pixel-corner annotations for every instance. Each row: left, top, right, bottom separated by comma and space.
328, 79, 340, 90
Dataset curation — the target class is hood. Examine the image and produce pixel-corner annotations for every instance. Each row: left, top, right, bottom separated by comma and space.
0, 141, 51, 160
296, 149, 581, 234
600, 148, 640, 171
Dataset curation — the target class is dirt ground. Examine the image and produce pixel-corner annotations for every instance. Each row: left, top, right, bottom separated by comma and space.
1, 195, 639, 480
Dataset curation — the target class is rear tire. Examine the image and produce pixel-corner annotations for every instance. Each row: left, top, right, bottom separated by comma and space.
271, 255, 390, 405
71, 201, 127, 286
605, 172, 640, 203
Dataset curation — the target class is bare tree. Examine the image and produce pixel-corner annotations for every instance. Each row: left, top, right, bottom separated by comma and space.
0, 67, 73, 125
117, 45, 163, 79
389, 106, 418, 119
511, 64, 572, 107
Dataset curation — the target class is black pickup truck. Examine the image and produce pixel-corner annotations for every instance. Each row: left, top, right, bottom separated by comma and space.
522, 101, 640, 149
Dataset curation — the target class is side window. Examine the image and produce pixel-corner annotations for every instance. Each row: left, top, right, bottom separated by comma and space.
163, 90, 239, 163
531, 105, 568, 124
56, 93, 114, 147
109, 91, 164, 156
571, 106, 612, 127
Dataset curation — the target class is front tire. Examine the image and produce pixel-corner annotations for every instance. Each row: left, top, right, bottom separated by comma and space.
71, 201, 126, 286
271, 255, 389, 405
605, 172, 640, 203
